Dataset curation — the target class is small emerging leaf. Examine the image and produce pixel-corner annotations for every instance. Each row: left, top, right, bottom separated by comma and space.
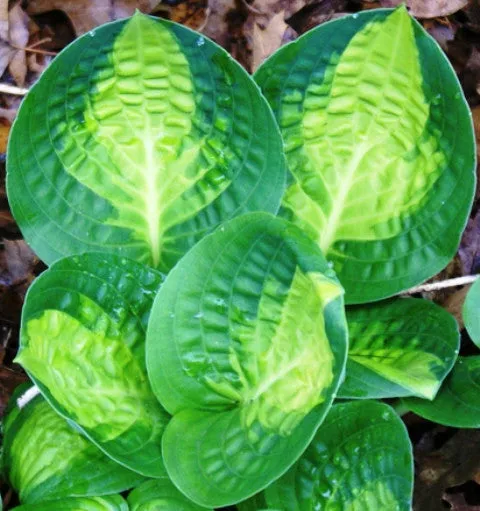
463, 278, 480, 348
338, 298, 459, 399
16, 253, 169, 477
7, 13, 285, 272
255, 7, 475, 303
146, 212, 348, 507
2, 384, 144, 504
403, 356, 480, 428
261, 401, 413, 510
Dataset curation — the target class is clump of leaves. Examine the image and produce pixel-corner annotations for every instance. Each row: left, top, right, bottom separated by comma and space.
1, 6, 477, 511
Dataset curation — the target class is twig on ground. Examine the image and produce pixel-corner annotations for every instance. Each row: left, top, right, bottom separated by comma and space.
240, 0, 263, 15
402, 275, 480, 295
0, 83, 28, 95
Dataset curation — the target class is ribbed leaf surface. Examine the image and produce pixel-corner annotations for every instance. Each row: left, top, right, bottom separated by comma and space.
7, 13, 285, 272
11, 496, 128, 511
2, 384, 144, 504
255, 7, 475, 303
403, 356, 480, 427
16, 253, 169, 477
127, 479, 210, 511
263, 401, 413, 510
338, 298, 459, 399
146, 213, 348, 507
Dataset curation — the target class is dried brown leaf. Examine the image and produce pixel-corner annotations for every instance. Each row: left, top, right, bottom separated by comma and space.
442, 285, 470, 329
246, 0, 310, 18
27, 0, 161, 35
0, 4, 31, 82
414, 429, 480, 510
168, 0, 208, 31
0, 0, 7, 40
201, 0, 238, 50
250, 10, 290, 71
7, 5, 30, 86
427, 20, 456, 51
380, 0, 468, 18
459, 209, 480, 275
0, 366, 28, 416
0, 211, 13, 228
0, 240, 37, 294
0, 106, 18, 124
0, 41, 13, 77
443, 492, 480, 511
0, 124, 9, 152
287, 0, 347, 34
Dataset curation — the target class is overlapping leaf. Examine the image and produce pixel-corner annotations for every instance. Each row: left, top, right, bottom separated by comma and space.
403, 356, 480, 427
11, 495, 128, 511
146, 212, 348, 507
255, 7, 475, 303
127, 479, 211, 511
7, 12, 285, 272
338, 298, 459, 399
259, 401, 413, 510
16, 253, 169, 477
2, 384, 145, 504
463, 279, 480, 348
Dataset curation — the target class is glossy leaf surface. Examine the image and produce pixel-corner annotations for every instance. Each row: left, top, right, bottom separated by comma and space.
7, 12, 285, 272
403, 356, 480, 427
463, 279, 480, 348
255, 7, 475, 303
338, 298, 459, 399
146, 213, 348, 507
11, 495, 128, 511
127, 479, 210, 511
2, 384, 144, 504
16, 253, 169, 477
263, 401, 413, 510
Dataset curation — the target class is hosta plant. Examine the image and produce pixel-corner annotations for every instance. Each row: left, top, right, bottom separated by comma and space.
2, 5, 477, 511
2, 384, 144, 504
7, 12, 286, 272
255, 6, 475, 303
146, 212, 347, 506
15, 253, 170, 477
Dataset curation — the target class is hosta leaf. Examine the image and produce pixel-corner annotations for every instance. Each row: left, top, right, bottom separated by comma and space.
338, 298, 459, 399
2, 384, 144, 504
11, 495, 128, 511
236, 493, 269, 511
402, 356, 480, 427
127, 479, 211, 511
16, 253, 169, 477
7, 12, 285, 272
255, 7, 475, 303
262, 401, 413, 510
146, 212, 348, 507
463, 278, 480, 348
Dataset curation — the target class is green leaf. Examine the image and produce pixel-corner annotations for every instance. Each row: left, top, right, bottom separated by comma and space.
146, 212, 348, 507
402, 356, 480, 427
7, 12, 285, 272
338, 298, 459, 399
127, 479, 211, 511
463, 278, 480, 348
263, 401, 413, 510
2, 384, 145, 504
255, 7, 475, 303
10, 495, 128, 511
236, 493, 269, 511
16, 253, 169, 477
